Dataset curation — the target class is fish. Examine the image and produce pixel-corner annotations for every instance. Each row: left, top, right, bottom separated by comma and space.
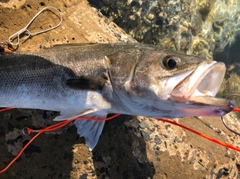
0, 43, 234, 150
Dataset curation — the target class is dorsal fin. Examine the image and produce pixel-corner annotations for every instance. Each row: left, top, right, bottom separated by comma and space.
66, 75, 106, 90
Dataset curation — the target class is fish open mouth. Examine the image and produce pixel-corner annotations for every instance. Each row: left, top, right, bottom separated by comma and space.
170, 61, 231, 107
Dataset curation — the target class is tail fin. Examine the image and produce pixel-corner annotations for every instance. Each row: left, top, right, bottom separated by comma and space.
74, 119, 105, 151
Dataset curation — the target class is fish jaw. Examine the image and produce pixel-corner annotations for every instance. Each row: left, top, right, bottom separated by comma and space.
160, 60, 235, 117
169, 61, 225, 103
171, 100, 235, 117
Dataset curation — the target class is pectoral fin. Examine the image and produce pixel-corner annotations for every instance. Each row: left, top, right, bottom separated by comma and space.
74, 119, 105, 151
53, 110, 106, 150
66, 76, 106, 90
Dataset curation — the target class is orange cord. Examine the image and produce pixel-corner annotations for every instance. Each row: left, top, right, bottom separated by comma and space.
233, 107, 240, 113
0, 113, 120, 173
0, 132, 42, 173
156, 118, 240, 152
1, 107, 240, 173
3, 48, 12, 53
0, 108, 13, 113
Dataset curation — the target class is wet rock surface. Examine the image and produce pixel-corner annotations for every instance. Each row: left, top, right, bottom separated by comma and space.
1, 0, 240, 179
89, 0, 240, 59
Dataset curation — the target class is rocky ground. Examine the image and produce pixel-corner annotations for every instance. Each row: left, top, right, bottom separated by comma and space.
1, 0, 240, 179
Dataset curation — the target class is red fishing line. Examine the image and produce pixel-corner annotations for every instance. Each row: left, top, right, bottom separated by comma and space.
156, 118, 240, 152
0, 113, 120, 173
233, 107, 240, 112
0, 108, 13, 113
0, 108, 240, 173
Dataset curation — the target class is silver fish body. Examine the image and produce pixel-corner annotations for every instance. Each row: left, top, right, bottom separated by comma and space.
0, 43, 234, 149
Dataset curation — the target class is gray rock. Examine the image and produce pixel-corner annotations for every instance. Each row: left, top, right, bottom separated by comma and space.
174, 136, 182, 143
154, 135, 162, 144
139, 121, 149, 129
141, 131, 151, 141
79, 174, 88, 179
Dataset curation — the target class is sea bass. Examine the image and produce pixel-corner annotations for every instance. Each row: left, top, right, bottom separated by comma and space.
0, 43, 234, 150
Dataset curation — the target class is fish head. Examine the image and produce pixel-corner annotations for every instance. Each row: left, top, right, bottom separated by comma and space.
109, 47, 234, 118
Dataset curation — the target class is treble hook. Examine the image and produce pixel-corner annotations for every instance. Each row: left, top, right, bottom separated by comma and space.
221, 94, 240, 136
7, 6, 62, 48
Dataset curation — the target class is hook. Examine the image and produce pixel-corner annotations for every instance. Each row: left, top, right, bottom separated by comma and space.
221, 94, 240, 136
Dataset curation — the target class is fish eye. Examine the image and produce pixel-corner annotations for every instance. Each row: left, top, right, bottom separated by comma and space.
162, 56, 180, 69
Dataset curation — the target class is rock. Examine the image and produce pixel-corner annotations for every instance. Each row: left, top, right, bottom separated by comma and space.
141, 131, 151, 141
79, 174, 88, 179
154, 135, 162, 144
174, 136, 182, 143
139, 121, 150, 129
90, 0, 240, 59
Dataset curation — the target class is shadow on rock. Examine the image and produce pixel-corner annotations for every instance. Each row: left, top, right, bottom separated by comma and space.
214, 30, 240, 105
0, 0, 10, 3
0, 111, 155, 179
0, 109, 83, 179
93, 115, 155, 179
